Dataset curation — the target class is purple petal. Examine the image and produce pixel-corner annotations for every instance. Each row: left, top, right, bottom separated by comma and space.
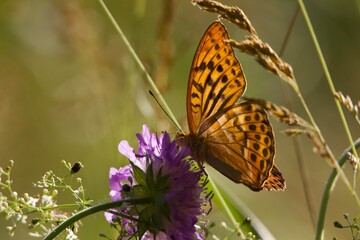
118, 140, 136, 162
104, 212, 115, 223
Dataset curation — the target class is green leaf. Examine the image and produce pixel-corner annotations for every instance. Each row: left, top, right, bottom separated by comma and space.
131, 185, 149, 199
130, 162, 147, 187
145, 162, 155, 190
208, 178, 275, 239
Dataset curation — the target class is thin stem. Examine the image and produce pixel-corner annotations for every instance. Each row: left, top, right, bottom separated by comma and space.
297, 0, 359, 170
297, 91, 355, 197
25, 203, 86, 214
278, 5, 316, 230
208, 175, 245, 238
315, 138, 360, 240
296, 92, 324, 143
208, 176, 275, 239
293, 136, 317, 229
297, 0, 360, 204
98, 0, 182, 132
279, 5, 300, 56
299, 83, 359, 205
44, 198, 151, 240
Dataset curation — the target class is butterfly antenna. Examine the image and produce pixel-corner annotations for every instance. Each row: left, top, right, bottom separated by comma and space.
149, 90, 182, 132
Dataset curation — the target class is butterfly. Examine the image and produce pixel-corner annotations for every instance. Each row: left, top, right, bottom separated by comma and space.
177, 21, 285, 191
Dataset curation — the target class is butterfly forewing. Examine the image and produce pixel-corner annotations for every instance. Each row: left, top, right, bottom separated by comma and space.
187, 21, 246, 133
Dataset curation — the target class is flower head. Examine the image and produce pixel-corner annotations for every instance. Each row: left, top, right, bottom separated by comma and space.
106, 125, 207, 239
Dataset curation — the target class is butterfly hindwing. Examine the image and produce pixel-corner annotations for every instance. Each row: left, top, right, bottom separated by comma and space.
263, 165, 286, 191
201, 102, 278, 190
187, 21, 246, 133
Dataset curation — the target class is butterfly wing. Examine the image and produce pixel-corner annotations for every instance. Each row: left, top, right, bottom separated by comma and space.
187, 21, 246, 134
201, 102, 284, 191
184, 21, 285, 191
262, 165, 286, 191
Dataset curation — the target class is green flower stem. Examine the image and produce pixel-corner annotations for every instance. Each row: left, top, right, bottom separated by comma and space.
208, 176, 274, 239
44, 197, 151, 240
26, 203, 90, 214
98, 0, 181, 132
316, 138, 360, 240
297, 0, 359, 172
208, 175, 245, 238
297, 0, 360, 203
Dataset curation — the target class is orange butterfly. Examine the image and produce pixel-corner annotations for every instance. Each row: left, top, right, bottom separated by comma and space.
178, 21, 285, 191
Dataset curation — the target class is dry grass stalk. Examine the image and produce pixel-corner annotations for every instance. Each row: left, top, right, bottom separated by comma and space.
193, 0, 298, 92
155, 0, 175, 93
227, 37, 297, 91
192, 0, 257, 35
346, 152, 359, 170
244, 97, 333, 159
243, 97, 310, 128
307, 132, 331, 159
334, 91, 360, 124
282, 128, 309, 136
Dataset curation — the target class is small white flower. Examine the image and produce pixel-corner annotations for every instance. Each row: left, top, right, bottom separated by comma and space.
41, 194, 53, 206
51, 189, 58, 197
6, 224, 16, 237
24, 193, 29, 200
15, 213, 22, 221
27, 196, 39, 207
65, 228, 78, 240
21, 215, 28, 224
29, 231, 43, 238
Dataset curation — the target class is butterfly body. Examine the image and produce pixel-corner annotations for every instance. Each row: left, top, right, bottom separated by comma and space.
180, 21, 285, 191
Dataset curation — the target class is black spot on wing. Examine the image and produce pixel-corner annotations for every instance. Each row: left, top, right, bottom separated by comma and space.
250, 153, 257, 162
262, 148, 269, 158
260, 160, 265, 170
206, 76, 214, 86
216, 64, 224, 73
221, 75, 228, 83
260, 124, 265, 133
208, 60, 215, 70
193, 81, 204, 93
199, 62, 206, 71
191, 92, 200, 99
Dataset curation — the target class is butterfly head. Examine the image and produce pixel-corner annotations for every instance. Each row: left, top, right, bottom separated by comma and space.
176, 132, 206, 164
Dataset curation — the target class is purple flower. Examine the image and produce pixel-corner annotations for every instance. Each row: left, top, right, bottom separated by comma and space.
105, 125, 207, 239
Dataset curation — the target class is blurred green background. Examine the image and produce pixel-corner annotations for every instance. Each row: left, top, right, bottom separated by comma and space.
1, 0, 359, 239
